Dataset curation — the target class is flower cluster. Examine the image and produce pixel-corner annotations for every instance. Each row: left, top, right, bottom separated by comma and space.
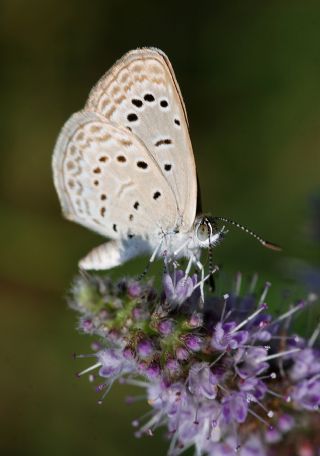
71, 270, 320, 455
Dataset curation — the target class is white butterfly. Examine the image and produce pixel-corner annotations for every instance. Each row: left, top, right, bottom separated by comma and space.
53, 48, 279, 295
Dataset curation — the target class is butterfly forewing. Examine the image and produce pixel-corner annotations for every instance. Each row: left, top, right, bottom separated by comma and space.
86, 48, 197, 232
53, 111, 179, 240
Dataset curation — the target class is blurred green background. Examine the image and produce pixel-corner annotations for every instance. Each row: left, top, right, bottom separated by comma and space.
1, 1, 320, 455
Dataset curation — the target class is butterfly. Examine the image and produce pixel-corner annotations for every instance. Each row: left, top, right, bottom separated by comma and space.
53, 48, 280, 295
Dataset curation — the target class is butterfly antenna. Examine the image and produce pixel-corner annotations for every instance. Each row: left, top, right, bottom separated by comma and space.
137, 263, 151, 281
212, 216, 282, 251
207, 224, 217, 291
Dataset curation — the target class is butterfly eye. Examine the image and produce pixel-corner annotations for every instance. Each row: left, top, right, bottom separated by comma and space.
196, 222, 209, 242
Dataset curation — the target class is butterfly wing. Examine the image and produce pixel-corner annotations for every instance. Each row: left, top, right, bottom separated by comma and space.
52, 111, 179, 241
85, 48, 197, 232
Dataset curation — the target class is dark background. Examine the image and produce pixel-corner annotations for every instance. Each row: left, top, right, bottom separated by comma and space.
1, 1, 320, 455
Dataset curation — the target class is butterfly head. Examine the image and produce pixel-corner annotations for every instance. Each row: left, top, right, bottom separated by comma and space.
194, 215, 224, 248
194, 215, 282, 252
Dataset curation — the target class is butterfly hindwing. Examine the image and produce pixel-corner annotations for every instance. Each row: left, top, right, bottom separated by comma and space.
85, 48, 197, 233
52, 111, 179, 241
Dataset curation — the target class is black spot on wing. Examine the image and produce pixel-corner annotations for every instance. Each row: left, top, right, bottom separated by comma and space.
155, 139, 172, 147
132, 99, 143, 108
127, 113, 138, 122
137, 161, 148, 169
144, 93, 155, 102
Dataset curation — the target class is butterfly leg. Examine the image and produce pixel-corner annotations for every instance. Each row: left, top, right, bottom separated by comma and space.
195, 259, 205, 302
175, 254, 195, 291
184, 255, 194, 277
192, 261, 220, 302
169, 237, 193, 276
208, 274, 216, 292
137, 239, 164, 281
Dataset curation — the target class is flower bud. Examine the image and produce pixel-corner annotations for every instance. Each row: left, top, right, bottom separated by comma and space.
183, 334, 202, 352
81, 318, 93, 333
176, 347, 189, 361
188, 312, 203, 328
158, 319, 174, 336
137, 339, 154, 359
165, 358, 180, 375
128, 282, 142, 298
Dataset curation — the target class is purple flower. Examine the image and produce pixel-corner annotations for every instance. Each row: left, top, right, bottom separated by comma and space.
71, 271, 320, 455
221, 392, 248, 424
147, 381, 186, 420
236, 346, 269, 378
239, 377, 267, 400
239, 435, 267, 456
289, 348, 320, 381
163, 271, 196, 306
212, 321, 249, 351
98, 349, 130, 378
255, 329, 272, 342
212, 435, 267, 456
145, 381, 222, 450
292, 375, 320, 411
277, 414, 295, 433
182, 334, 203, 352
265, 426, 282, 444
188, 362, 218, 399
